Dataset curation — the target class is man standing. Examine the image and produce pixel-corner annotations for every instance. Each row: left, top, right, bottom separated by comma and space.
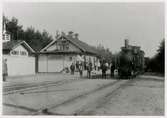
78, 61, 83, 77
110, 62, 115, 77
101, 61, 107, 79
3, 59, 8, 82
87, 62, 92, 78
70, 62, 75, 75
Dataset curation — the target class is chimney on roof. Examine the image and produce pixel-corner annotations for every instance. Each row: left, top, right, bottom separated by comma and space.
74, 33, 79, 39
125, 39, 129, 48
55, 30, 60, 39
61, 31, 66, 36
68, 31, 73, 36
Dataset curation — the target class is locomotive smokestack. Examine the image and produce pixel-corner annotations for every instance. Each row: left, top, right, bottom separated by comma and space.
125, 39, 129, 48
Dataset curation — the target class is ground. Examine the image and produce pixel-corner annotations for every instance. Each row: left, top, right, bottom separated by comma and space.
3, 71, 164, 116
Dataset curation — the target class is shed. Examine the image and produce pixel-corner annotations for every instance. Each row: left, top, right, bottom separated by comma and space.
3, 40, 36, 76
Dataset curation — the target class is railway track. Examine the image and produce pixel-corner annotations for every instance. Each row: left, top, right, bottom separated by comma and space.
3, 78, 134, 115
32, 79, 132, 115
3, 78, 85, 95
3, 73, 112, 95
4, 74, 136, 115
3, 79, 122, 115
74, 79, 134, 115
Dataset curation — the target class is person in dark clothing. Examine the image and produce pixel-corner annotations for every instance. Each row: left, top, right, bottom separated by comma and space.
84, 61, 87, 70
87, 62, 92, 78
76, 61, 79, 71
70, 63, 75, 75
101, 63, 107, 79
3, 59, 8, 82
78, 62, 83, 77
110, 63, 115, 78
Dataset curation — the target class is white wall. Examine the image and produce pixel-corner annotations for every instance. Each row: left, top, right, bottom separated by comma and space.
38, 55, 74, 72
64, 55, 73, 68
38, 55, 64, 72
48, 59, 64, 72
3, 55, 35, 76
38, 54, 100, 73
38, 55, 48, 72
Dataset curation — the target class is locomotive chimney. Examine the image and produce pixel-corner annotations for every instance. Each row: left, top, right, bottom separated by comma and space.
125, 39, 129, 48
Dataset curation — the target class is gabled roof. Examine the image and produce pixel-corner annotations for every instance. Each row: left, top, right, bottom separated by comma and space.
40, 39, 56, 52
41, 35, 99, 56
3, 40, 35, 53
66, 35, 98, 55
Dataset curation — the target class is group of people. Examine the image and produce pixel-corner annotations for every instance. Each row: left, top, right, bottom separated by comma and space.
101, 61, 118, 79
70, 59, 118, 79
70, 61, 93, 78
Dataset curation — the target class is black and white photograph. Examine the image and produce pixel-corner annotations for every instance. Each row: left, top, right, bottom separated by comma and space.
2, 1, 165, 116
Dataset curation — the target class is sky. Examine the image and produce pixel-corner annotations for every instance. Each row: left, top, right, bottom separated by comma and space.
3, 2, 164, 57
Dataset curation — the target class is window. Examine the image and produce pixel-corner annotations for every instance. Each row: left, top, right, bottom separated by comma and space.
66, 44, 69, 50
3, 34, 10, 41
5, 35, 10, 41
3, 34, 5, 40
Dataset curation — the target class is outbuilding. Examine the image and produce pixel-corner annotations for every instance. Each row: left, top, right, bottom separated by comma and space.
3, 40, 36, 76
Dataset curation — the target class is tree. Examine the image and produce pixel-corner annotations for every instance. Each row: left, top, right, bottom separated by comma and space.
3, 16, 53, 51
5, 17, 23, 40
96, 44, 112, 63
24, 27, 53, 51
146, 39, 165, 74
157, 39, 165, 73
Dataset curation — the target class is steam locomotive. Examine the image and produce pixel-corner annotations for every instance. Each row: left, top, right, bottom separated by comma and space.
117, 40, 145, 79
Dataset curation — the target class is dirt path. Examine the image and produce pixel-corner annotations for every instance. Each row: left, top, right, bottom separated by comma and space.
34, 79, 130, 115
85, 76, 164, 115
3, 77, 117, 115
42, 76, 164, 116
3, 74, 164, 115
